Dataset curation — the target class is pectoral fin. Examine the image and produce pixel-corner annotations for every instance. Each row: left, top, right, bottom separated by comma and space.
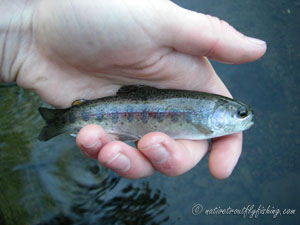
194, 125, 213, 135
109, 132, 140, 142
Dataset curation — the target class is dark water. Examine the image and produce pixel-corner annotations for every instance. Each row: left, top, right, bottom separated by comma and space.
1, 0, 299, 224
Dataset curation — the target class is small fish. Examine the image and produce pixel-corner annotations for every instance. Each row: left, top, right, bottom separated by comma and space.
38, 85, 254, 142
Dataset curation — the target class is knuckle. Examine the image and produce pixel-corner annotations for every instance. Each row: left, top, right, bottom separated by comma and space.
204, 15, 234, 59
204, 15, 222, 58
158, 157, 184, 177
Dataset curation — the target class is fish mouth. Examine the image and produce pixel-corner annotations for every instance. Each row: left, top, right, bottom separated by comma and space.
244, 120, 254, 130
242, 114, 254, 130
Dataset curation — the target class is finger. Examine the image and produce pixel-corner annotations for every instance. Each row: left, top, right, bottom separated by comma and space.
162, 3, 266, 63
157, 53, 232, 97
138, 132, 209, 176
98, 141, 155, 179
208, 132, 243, 179
76, 124, 111, 158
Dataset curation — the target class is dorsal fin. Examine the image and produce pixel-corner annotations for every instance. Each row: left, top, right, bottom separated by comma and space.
116, 85, 160, 100
116, 85, 159, 95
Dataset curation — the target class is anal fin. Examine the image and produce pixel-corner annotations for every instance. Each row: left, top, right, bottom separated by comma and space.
70, 133, 77, 138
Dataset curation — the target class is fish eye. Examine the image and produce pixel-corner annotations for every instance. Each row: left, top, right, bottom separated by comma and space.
237, 106, 248, 118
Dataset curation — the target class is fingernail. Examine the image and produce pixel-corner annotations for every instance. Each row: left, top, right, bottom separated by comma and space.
247, 37, 266, 45
141, 144, 169, 165
105, 152, 130, 173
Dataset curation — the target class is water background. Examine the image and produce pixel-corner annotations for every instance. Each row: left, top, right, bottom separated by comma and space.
1, 0, 299, 224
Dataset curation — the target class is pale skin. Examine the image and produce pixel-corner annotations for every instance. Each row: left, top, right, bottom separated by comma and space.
0, 0, 266, 179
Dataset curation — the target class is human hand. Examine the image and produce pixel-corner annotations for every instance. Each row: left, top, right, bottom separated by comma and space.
1, 0, 266, 179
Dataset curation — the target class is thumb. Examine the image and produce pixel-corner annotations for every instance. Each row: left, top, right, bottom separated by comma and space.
161, 3, 266, 64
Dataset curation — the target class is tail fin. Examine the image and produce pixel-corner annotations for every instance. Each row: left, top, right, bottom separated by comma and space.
38, 125, 66, 141
39, 108, 57, 123
38, 107, 69, 141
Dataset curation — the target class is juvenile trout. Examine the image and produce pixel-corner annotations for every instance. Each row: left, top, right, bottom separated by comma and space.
38, 85, 254, 141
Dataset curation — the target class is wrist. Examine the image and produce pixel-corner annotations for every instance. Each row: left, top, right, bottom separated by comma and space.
0, 0, 35, 82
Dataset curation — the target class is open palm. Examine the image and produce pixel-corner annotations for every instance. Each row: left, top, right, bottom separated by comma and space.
12, 0, 266, 179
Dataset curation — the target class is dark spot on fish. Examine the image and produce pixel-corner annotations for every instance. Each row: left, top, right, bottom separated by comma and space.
185, 112, 193, 123
127, 111, 134, 122
111, 112, 119, 124
96, 109, 103, 122
69, 113, 76, 123
156, 112, 164, 123
142, 110, 149, 123
81, 111, 89, 121
171, 111, 179, 123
